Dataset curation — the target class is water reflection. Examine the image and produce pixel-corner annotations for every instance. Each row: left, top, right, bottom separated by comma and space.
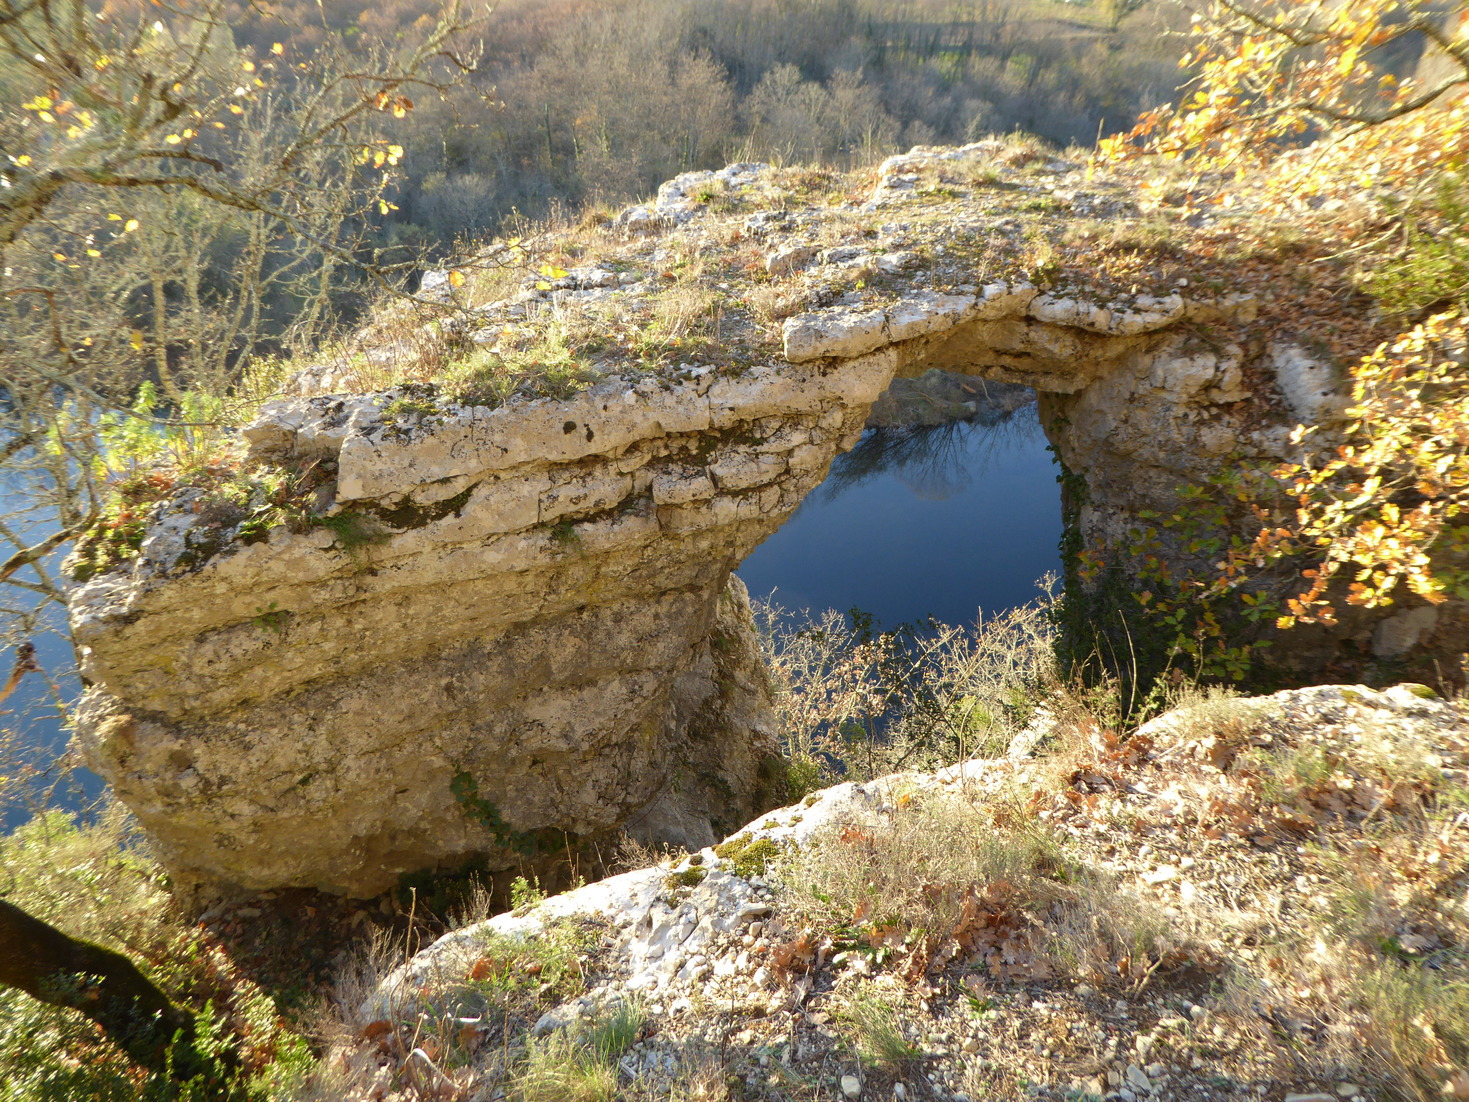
0, 470, 91, 829
815, 405, 1044, 505
739, 400, 1062, 630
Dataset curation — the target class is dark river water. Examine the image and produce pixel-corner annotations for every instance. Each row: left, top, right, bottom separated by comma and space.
738, 406, 1062, 629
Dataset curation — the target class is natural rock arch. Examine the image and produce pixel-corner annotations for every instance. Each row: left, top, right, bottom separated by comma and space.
65, 148, 1455, 899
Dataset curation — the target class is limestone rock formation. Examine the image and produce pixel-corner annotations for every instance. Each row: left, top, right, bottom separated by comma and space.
67, 143, 1463, 899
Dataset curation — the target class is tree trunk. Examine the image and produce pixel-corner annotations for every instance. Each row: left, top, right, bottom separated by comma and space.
0, 898, 197, 1076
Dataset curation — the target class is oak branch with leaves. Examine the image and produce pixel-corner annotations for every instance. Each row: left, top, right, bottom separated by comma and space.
1099, 0, 1469, 652
1101, 0, 1469, 189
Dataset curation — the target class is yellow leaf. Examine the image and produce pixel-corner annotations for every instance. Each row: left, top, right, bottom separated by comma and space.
86, 248, 100, 258
228, 104, 243, 115
242, 60, 256, 72
129, 330, 144, 351
107, 213, 122, 221
539, 264, 569, 279
124, 219, 140, 232
535, 280, 552, 291
164, 134, 182, 145
14, 154, 30, 166
448, 270, 466, 288
271, 42, 285, 55
52, 252, 67, 262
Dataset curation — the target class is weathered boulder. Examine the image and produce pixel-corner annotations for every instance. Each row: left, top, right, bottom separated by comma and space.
69, 356, 897, 899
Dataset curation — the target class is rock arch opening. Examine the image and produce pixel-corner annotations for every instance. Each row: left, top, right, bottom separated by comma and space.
738, 372, 1058, 629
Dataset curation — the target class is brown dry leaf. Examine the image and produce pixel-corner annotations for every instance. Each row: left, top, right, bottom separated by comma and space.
468, 955, 495, 981
358, 1020, 393, 1043
839, 825, 874, 848
457, 1023, 486, 1053
770, 930, 817, 977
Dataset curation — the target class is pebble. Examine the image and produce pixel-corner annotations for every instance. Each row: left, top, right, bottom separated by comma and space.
1283, 1095, 1337, 1102
841, 1073, 862, 1098
1336, 1086, 1361, 1098
1126, 1064, 1152, 1093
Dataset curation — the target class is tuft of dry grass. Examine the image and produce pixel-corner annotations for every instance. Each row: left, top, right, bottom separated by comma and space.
779, 785, 1200, 990
753, 582, 1060, 786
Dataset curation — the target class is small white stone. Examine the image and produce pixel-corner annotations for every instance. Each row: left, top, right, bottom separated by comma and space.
841, 1073, 863, 1098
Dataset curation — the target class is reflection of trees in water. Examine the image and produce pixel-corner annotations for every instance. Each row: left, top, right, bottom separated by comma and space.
814, 402, 1043, 505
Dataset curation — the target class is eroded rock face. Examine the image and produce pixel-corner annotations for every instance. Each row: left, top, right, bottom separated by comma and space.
70, 357, 898, 898
68, 280, 1251, 899
68, 146, 1462, 899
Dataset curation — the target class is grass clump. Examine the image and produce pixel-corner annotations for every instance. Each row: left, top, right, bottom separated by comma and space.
513, 1001, 644, 1102
842, 992, 923, 1075
781, 788, 1193, 987
322, 913, 609, 1100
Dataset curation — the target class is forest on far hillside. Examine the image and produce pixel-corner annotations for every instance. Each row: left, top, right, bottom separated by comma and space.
226, 0, 1191, 252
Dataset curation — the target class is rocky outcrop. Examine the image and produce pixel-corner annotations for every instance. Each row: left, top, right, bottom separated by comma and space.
67, 144, 1464, 899
69, 353, 909, 898
348, 682, 1467, 1102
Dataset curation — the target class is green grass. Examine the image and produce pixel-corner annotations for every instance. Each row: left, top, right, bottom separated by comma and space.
843, 993, 923, 1074
513, 1002, 644, 1102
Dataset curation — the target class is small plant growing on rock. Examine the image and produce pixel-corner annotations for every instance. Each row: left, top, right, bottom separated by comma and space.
252, 602, 292, 635
313, 510, 389, 558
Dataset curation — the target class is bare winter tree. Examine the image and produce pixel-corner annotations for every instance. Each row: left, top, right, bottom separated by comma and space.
0, 0, 480, 638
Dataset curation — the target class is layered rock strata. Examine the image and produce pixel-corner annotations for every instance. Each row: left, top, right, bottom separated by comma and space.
70, 357, 899, 898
